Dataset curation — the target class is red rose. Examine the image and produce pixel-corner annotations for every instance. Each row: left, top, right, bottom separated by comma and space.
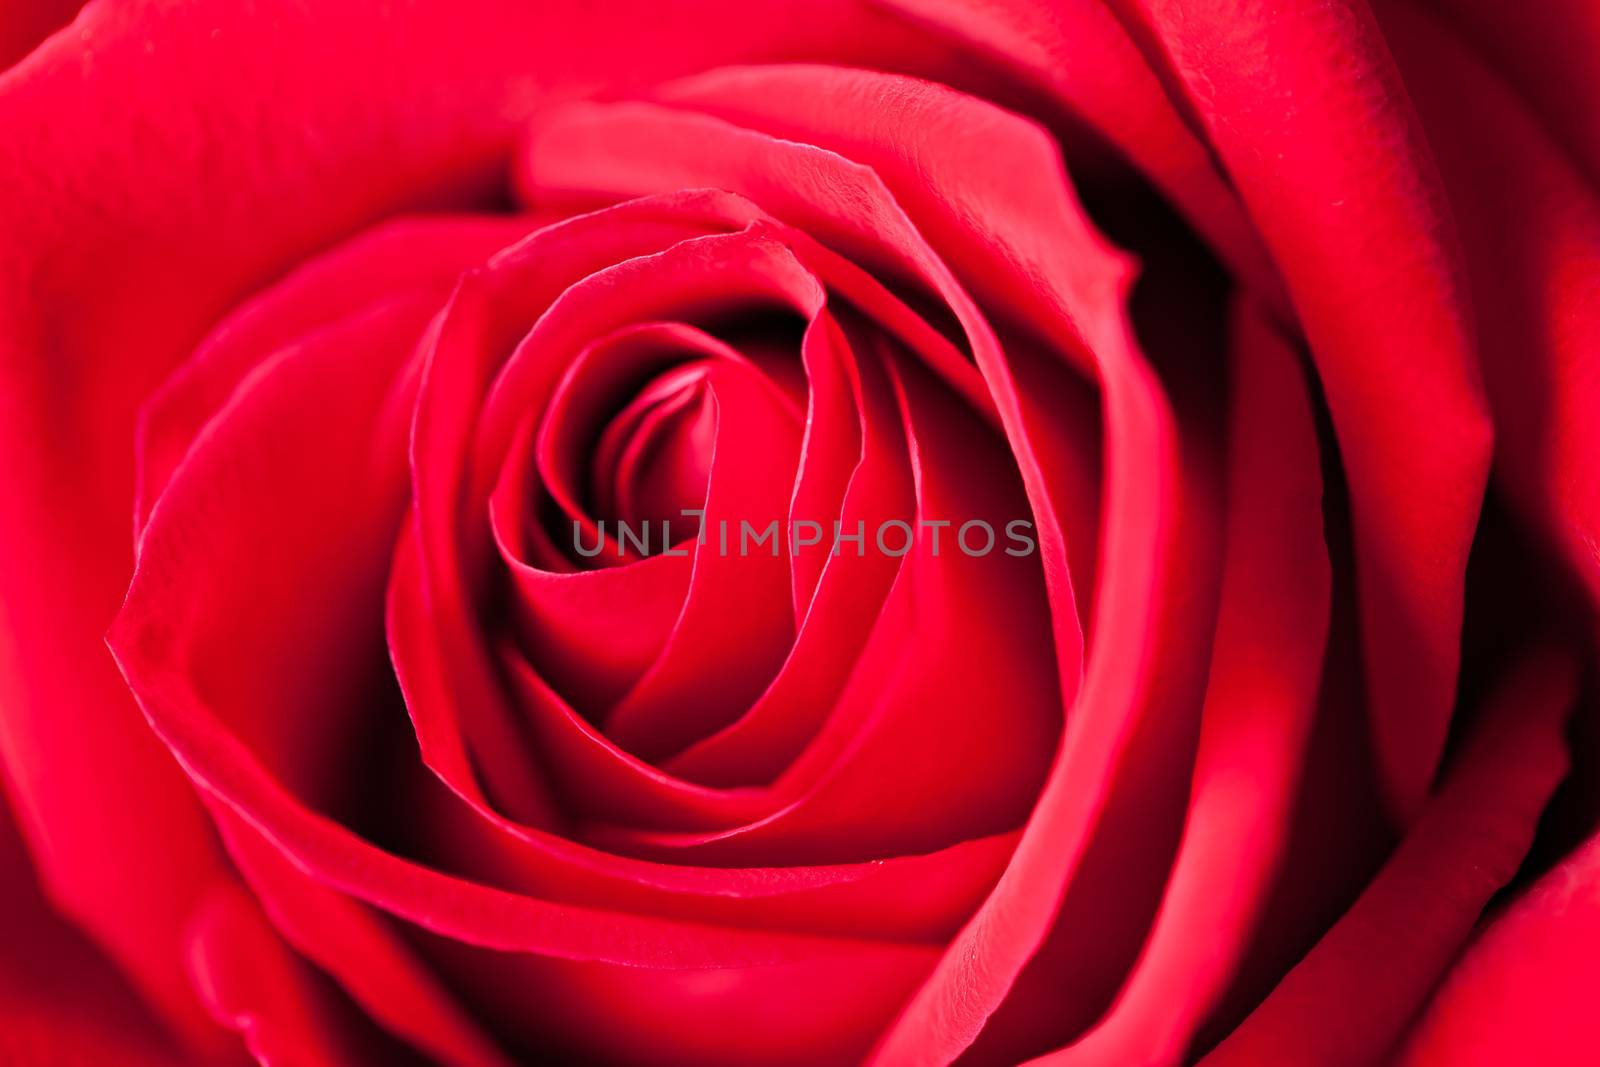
2, 1, 1597, 1064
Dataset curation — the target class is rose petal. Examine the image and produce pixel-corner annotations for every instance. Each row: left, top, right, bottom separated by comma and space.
1372, 13, 1600, 1062
1200, 645, 1576, 1066
0, 802, 180, 1067
1378, 2, 1600, 606
0, 0, 82, 70
1393, 826, 1600, 1066
1396, 0, 1600, 186
416, 761, 1019, 945
137, 216, 538, 539
490, 324, 732, 710
666, 311, 917, 786
867, 0, 1286, 311
130, 299, 430, 813
206, 803, 510, 1067
416, 930, 933, 1067
1102, 0, 1495, 818
1032, 299, 1331, 1064
185, 883, 421, 1067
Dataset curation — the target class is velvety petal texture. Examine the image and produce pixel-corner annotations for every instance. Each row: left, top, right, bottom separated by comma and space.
1, 0, 1597, 1065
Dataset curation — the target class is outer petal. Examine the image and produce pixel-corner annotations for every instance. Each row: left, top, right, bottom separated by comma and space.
1377, 2, 1600, 605
1103, 0, 1494, 818
1375, 10, 1600, 1062
1202, 646, 1575, 1066
1393, 830, 1600, 1066
204, 804, 511, 1067
0, 801, 180, 1067
185, 883, 425, 1067
1401, 0, 1600, 186
135, 215, 540, 539
1039, 298, 1330, 1065
867, 0, 1284, 310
